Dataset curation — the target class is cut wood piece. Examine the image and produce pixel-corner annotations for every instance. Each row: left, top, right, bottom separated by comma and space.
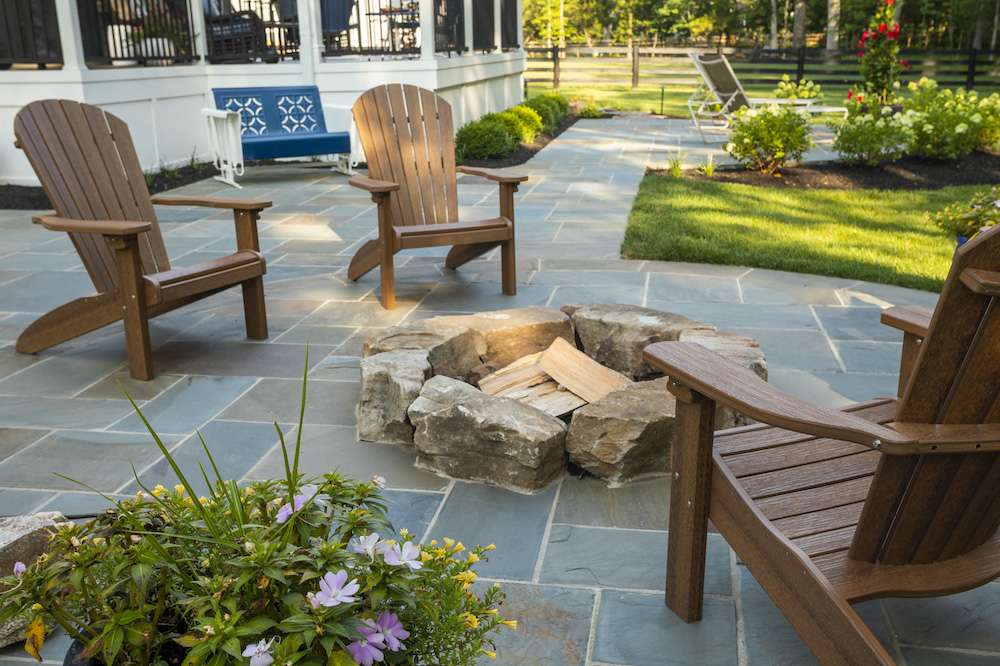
538, 337, 631, 403
478, 352, 547, 396
505, 380, 587, 417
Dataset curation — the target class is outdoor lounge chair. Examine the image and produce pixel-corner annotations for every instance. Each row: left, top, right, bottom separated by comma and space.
13, 99, 271, 380
643, 224, 1000, 664
688, 52, 847, 142
347, 84, 526, 309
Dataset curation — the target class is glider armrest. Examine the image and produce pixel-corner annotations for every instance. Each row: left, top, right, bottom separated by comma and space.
348, 175, 400, 194
457, 166, 529, 184
150, 195, 271, 211
880, 305, 933, 339
33, 215, 150, 236
643, 341, 907, 448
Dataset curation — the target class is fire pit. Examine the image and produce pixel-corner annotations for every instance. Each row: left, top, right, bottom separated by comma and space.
357, 305, 767, 492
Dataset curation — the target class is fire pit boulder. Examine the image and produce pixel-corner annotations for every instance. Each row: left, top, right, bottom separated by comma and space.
357, 304, 767, 492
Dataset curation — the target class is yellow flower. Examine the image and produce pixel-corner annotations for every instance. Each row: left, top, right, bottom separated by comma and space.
399, 528, 409, 538
452, 542, 465, 553
174, 484, 185, 496
24, 617, 45, 661
443, 537, 455, 549
484, 543, 496, 552
502, 619, 518, 630
467, 553, 480, 564
152, 484, 167, 497
482, 649, 496, 660
453, 570, 477, 589
463, 612, 479, 629
420, 552, 433, 563
30, 603, 42, 612
428, 539, 438, 547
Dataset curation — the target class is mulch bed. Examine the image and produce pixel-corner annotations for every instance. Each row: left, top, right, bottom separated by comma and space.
0, 161, 219, 210
460, 113, 583, 169
682, 151, 1000, 190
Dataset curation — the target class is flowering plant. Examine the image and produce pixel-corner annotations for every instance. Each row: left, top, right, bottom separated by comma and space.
833, 106, 914, 166
725, 105, 813, 175
773, 75, 822, 101
856, 0, 903, 107
928, 185, 1000, 239
0, 362, 512, 665
902, 78, 985, 160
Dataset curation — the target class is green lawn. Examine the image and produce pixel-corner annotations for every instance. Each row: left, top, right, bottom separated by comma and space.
621, 175, 979, 292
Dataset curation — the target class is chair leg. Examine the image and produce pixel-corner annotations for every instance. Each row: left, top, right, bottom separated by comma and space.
501, 238, 516, 296
666, 388, 716, 622
380, 245, 396, 310
242, 276, 268, 339
111, 236, 153, 380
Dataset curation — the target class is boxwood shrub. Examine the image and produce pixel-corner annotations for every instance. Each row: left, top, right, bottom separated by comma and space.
455, 93, 569, 161
455, 117, 518, 160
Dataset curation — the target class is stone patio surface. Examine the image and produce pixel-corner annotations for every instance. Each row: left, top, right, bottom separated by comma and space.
0, 115, 990, 665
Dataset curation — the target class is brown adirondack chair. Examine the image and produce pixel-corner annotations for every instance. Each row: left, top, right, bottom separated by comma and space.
13, 99, 271, 380
346, 84, 527, 309
643, 225, 1000, 665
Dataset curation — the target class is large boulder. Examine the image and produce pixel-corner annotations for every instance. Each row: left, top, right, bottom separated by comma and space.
566, 378, 675, 484
564, 304, 713, 380
357, 350, 432, 445
678, 329, 768, 428
1, 512, 67, 647
408, 376, 567, 493
364, 324, 484, 381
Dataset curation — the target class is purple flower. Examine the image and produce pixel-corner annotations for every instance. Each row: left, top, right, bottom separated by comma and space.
275, 484, 325, 524
383, 541, 422, 571
314, 570, 360, 607
347, 622, 386, 665
241, 638, 274, 666
375, 612, 409, 652
12, 561, 26, 577
350, 533, 382, 560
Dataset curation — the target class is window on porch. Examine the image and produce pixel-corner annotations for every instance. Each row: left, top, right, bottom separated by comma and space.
78, 0, 197, 67
204, 0, 300, 63
0, 0, 62, 69
319, 0, 420, 58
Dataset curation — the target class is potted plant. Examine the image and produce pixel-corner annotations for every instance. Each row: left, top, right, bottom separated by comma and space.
131, 12, 185, 62
928, 185, 1000, 246
0, 359, 514, 665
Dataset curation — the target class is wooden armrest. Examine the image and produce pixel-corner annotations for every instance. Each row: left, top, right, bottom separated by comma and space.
880, 305, 933, 338
643, 341, 907, 448
887, 422, 1000, 454
960, 268, 1000, 297
348, 175, 400, 194
457, 166, 529, 184
150, 195, 271, 211
33, 215, 151, 236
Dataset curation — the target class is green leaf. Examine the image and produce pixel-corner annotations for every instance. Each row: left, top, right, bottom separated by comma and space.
175, 635, 202, 648
131, 563, 153, 591
221, 637, 243, 660
104, 627, 124, 664
328, 651, 355, 666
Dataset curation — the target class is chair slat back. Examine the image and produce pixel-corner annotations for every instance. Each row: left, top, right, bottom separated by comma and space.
14, 100, 169, 292
692, 53, 751, 113
352, 84, 459, 227
851, 225, 1000, 564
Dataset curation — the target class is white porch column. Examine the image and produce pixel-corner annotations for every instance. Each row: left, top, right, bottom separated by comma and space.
420, 0, 436, 59
298, 0, 319, 83
493, 0, 502, 51
189, 0, 209, 65
463, 0, 474, 53
55, 0, 85, 71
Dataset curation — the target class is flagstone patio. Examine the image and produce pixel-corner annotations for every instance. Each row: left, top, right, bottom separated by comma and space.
0, 115, 994, 665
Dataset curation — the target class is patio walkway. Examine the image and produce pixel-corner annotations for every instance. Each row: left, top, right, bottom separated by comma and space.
0, 115, 990, 666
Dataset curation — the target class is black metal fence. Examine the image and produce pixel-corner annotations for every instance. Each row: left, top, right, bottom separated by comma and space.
434, 0, 463, 54
205, 0, 299, 63
527, 44, 1000, 93
499, 0, 516, 51
471, 0, 493, 52
77, 0, 196, 66
0, 0, 62, 68
320, 0, 419, 58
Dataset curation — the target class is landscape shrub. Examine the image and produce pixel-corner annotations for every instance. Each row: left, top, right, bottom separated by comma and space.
495, 109, 538, 143
725, 105, 812, 175
773, 74, 822, 100
834, 106, 914, 166
507, 104, 544, 140
537, 92, 570, 116
903, 78, 984, 160
524, 95, 565, 132
455, 116, 519, 160
578, 102, 605, 118
927, 185, 1000, 239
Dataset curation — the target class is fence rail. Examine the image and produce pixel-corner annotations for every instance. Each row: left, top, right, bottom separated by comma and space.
78, 0, 197, 67
526, 45, 1000, 95
0, 0, 62, 67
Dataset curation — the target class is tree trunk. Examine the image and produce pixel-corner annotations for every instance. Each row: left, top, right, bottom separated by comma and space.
991, 0, 999, 51
826, 0, 840, 51
975, 0, 987, 50
769, 0, 779, 48
545, 0, 552, 47
792, 0, 807, 49
893, 0, 904, 23
558, 0, 565, 48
